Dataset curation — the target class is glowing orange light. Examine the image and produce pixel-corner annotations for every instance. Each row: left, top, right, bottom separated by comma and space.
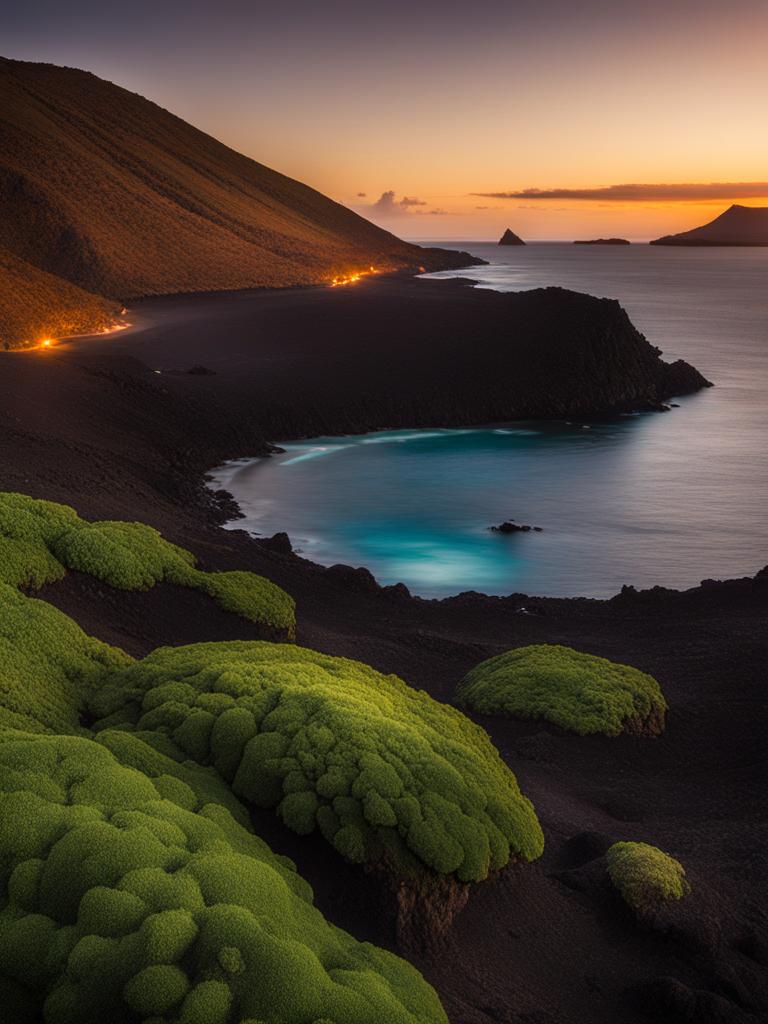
41, 338, 52, 348
329, 266, 378, 288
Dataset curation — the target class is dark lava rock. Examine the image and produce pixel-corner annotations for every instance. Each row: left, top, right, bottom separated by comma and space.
490, 520, 543, 534
498, 227, 526, 245
631, 976, 755, 1023
187, 364, 216, 374
324, 563, 380, 592
574, 238, 631, 245
260, 531, 293, 554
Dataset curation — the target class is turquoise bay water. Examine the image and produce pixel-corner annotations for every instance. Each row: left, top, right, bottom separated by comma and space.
213, 243, 768, 598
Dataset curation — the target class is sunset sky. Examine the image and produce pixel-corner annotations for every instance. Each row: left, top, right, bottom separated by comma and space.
4, 0, 768, 240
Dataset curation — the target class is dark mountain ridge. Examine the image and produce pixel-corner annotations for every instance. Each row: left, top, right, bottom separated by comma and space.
651, 204, 768, 246
0, 56, 476, 347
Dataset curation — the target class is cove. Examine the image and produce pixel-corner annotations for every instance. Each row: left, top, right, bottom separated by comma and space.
211, 412, 764, 599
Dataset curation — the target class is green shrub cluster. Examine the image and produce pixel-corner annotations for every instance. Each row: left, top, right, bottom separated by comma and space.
90, 641, 544, 881
456, 644, 667, 737
0, 582, 131, 734
606, 841, 690, 913
0, 730, 448, 1023
0, 493, 295, 635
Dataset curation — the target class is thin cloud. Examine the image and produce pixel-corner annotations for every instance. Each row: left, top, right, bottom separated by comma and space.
365, 191, 440, 216
473, 182, 768, 202
356, 191, 367, 197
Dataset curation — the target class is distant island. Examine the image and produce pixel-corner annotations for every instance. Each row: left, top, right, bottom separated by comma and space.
498, 228, 526, 245
651, 204, 768, 246
574, 238, 630, 245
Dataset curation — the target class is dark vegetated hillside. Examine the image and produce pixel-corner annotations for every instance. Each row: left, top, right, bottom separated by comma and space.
0, 56, 475, 346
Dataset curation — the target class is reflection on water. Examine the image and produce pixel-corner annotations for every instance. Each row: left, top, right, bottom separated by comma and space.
212, 244, 768, 598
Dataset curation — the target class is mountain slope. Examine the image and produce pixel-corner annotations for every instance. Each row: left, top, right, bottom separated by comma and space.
0, 245, 120, 348
650, 204, 768, 246
0, 56, 474, 347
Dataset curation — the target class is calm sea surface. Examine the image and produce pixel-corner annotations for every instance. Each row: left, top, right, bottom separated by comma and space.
212, 243, 768, 598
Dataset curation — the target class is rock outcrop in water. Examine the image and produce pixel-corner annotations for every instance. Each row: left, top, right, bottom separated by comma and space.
574, 238, 631, 245
650, 204, 768, 246
0, 57, 479, 348
490, 521, 543, 534
499, 228, 526, 245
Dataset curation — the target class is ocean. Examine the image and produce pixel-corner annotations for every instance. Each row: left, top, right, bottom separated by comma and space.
212, 242, 768, 598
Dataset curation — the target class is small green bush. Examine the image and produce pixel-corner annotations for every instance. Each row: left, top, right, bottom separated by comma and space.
0, 731, 448, 1023
0, 582, 131, 733
606, 841, 690, 912
0, 493, 295, 635
89, 641, 544, 881
456, 644, 666, 737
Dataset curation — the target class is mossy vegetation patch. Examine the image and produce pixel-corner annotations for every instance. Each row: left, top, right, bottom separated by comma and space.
456, 644, 666, 737
0, 582, 131, 734
606, 841, 690, 913
0, 493, 295, 636
89, 641, 544, 881
0, 731, 449, 1024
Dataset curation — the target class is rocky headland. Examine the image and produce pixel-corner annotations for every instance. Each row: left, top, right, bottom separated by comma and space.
651, 204, 768, 246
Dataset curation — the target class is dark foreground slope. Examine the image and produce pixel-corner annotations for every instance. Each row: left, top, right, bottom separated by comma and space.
0, 57, 475, 347
651, 204, 768, 246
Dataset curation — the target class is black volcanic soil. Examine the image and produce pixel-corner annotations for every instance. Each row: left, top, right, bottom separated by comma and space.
1, 277, 764, 1024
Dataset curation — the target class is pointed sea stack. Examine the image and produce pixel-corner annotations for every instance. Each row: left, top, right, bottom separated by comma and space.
651, 205, 768, 246
498, 228, 526, 246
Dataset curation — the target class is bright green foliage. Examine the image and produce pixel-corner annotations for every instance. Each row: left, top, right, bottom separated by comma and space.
0, 493, 80, 588
90, 641, 544, 881
51, 520, 197, 591
0, 493, 295, 635
606, 841, 690, 913
0, 730, 449, 1024
456, 644, 667, 737
0, 582, 131, 733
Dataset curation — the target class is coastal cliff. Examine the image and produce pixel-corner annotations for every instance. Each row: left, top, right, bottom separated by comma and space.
0, 276, 710, 522
651, 204, 768, 246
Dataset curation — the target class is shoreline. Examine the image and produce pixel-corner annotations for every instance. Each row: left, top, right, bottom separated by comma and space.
1, 273, 765, 1023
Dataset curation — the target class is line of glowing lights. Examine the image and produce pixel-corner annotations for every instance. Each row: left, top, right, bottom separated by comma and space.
35, 319, 132, 350
329, 265, 378, 287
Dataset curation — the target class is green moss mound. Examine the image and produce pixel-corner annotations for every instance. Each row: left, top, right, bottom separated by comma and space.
89, 641, 544, 881
456, 644, 666, 737
0, 493, 295, 636
0, 582, 131, 734
606, 841, 690, 913
0, 730, 448, 1024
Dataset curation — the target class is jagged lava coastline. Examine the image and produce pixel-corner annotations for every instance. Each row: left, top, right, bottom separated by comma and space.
36, 275, 710, 457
